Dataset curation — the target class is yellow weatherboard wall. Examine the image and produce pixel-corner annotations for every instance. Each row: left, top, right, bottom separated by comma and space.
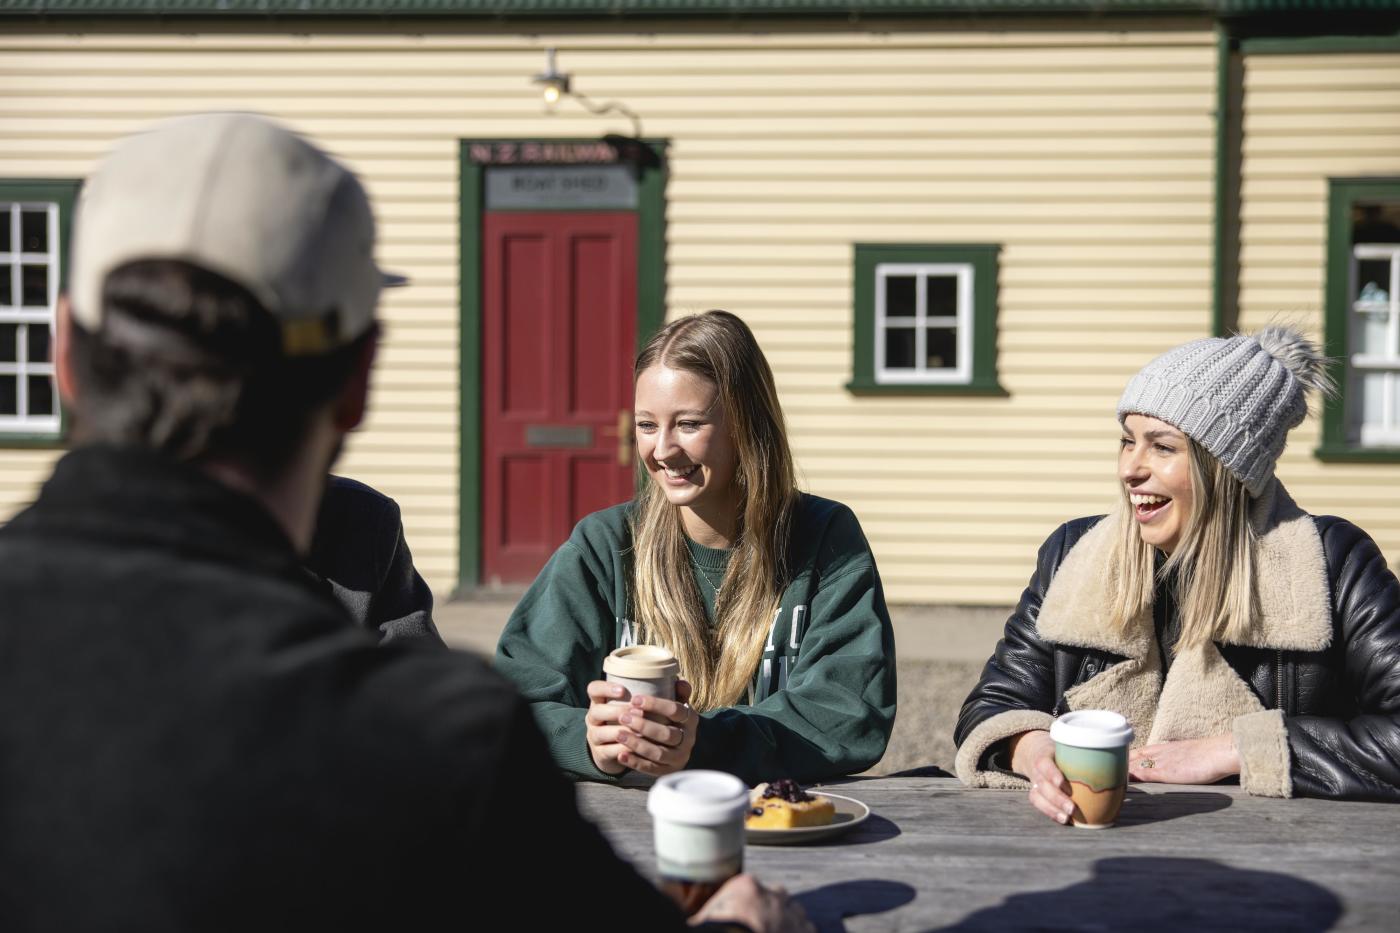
8, 22, 1388, 605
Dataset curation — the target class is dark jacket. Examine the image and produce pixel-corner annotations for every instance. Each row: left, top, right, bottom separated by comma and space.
307, 475, 444, 647
0, 446, 687, 931
955, 483, 1400, 802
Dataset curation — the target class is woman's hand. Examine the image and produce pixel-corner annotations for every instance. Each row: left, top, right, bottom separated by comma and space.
1010, 729, 1076, 825
584, 680, 633, 775
616, 679, 698, 777
1129, 734, 1240, 785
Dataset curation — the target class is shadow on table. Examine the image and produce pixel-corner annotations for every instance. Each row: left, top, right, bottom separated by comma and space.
797, 879, 917, 933
935, 857, 1342, 932
882, 765, 954, 779
1115, 788, 1232, 826
814, 812, 902, 847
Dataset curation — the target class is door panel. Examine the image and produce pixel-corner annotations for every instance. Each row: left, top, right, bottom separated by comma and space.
481, 211, 638, 583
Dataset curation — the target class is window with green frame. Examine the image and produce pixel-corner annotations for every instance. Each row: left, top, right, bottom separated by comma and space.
847, 244, 1004, 396
1319, 179, 1400, 461
0, 180, 79, 445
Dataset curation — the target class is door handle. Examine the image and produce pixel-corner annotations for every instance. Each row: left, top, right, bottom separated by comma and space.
615, 409, 632, 467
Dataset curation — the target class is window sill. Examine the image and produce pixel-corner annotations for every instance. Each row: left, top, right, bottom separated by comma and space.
0, 433, 65, 449
845, 380, 1008, 398
1314, 443, 1400, 464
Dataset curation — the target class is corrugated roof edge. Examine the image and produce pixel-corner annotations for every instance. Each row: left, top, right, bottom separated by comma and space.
0, 0, 1275, 18
1, 0, 1396, 22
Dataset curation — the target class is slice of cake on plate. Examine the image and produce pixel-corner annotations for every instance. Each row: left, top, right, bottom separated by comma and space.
745, 779, 836, 828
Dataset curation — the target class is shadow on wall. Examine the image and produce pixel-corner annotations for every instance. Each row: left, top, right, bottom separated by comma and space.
937, 857, 1343, 932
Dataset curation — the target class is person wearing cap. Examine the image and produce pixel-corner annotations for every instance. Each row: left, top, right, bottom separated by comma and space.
955, 326, 1400, 819
0, 113, 810, 932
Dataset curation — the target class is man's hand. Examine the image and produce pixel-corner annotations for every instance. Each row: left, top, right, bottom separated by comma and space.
690, 874, 814, 933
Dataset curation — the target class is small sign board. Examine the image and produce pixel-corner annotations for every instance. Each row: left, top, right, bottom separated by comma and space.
485, 165, 639, 210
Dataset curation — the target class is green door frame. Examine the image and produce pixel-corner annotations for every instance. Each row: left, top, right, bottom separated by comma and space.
456, 139, 668, 592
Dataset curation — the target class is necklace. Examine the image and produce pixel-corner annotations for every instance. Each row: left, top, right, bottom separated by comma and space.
689, 554, 727, 599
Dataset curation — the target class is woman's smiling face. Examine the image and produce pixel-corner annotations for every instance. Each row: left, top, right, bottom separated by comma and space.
634, 363, 740, 538
1119, 414, 1195, 555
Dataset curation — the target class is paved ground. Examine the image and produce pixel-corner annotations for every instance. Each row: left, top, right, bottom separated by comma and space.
437, 597, 1007, 776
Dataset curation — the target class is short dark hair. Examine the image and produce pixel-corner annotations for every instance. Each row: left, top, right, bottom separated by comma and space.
67, 259, 373, 480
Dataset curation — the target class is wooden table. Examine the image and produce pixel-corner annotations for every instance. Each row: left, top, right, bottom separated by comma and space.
576, 774, 1400, 932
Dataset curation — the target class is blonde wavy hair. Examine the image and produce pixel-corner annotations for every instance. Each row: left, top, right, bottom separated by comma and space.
1109, 436, 1257, 651
628, 310, 798, 711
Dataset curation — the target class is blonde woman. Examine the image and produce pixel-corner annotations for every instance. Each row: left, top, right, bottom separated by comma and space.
496, 310, 896, 784
956, 326, 1400, 818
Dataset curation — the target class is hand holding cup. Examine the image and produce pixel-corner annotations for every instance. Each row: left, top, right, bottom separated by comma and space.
1048, 710, 1135, 828
588, 646, 690, 776
1011, 729, 1075, 825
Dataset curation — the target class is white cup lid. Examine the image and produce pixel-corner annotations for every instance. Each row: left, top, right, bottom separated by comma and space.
1049, 710, 1134, 749
647, 771, 749, 826
604, 645, 679, 680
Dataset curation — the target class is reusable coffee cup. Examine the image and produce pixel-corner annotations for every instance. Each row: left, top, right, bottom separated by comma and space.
646, 770, 749, 916
1049, 709, 1135, 829
604, 645, 679, 705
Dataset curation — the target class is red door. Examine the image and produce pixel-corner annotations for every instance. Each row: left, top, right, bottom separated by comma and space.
481, 211, 638, 583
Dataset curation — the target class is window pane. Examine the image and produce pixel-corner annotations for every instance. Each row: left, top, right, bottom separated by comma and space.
1357, 259, 1392, 307
1356, 309, 1392, 357
885, 275, 916, 318
926, 327, 958, 370
0, 323, 15, 362
0, 375, 15, 415
0, 209, 10, 253
1354, 203, 1400, 243
927, 275, 958, 318
21, 265, 47, 307
1362, 372, 1387, 429
884, 326, 916, 369
26, 375, 53, 417
20, 210, 47, 254
28, 323, 50, 363
0, 267, 10, 307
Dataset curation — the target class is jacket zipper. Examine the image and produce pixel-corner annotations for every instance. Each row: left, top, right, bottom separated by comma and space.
1275, 650, 1285, 712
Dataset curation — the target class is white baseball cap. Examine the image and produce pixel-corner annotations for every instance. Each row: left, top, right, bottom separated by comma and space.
71, 112, 401, 356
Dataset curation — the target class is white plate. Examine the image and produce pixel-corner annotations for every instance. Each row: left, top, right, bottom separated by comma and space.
745, 792, 871, 846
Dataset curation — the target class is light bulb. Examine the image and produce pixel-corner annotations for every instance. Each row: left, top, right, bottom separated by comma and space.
543, 85, 561, 105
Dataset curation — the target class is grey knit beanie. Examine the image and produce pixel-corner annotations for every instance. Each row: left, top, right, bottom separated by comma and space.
1116, 326, 1330, 497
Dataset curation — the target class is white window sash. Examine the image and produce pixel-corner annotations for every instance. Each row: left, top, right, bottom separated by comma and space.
874, 262, 974, 385
0, 201, 61, 433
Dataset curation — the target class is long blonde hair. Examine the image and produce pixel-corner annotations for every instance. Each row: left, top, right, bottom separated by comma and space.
629, 311, 798, 710
1109, 436, 1257, 651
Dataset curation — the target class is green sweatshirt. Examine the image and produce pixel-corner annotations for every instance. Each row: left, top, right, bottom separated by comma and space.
494, 494, 897, 786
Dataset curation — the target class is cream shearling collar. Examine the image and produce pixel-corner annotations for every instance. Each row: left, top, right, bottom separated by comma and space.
1034, 479, 1331, 746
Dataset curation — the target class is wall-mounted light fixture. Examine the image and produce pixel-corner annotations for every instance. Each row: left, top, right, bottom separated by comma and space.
532, 47, 571, 107
531, 47, 643, 140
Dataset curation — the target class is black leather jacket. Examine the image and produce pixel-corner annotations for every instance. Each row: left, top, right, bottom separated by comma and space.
955, 514, 1400, 801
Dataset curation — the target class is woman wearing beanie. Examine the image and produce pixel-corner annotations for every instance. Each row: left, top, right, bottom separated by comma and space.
955, 326, 1400, 816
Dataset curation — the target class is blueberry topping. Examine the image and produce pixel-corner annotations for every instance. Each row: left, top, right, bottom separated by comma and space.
760, 778, 814, 803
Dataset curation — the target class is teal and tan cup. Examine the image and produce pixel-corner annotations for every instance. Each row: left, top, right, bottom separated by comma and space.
1048, 710, 1134, 829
